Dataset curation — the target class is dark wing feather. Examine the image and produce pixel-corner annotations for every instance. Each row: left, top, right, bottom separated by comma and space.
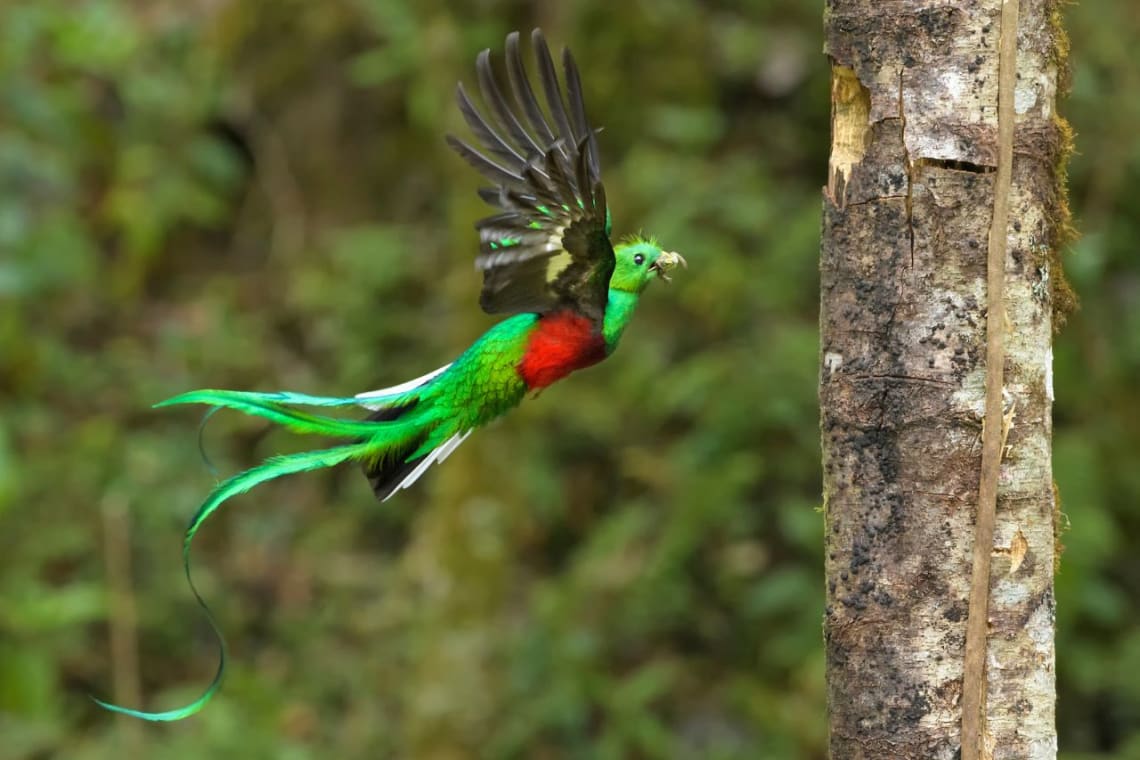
505, 32, 557, 148
475, 50, 544, 159
532, 32, 577, 166
447, 28, 614, 326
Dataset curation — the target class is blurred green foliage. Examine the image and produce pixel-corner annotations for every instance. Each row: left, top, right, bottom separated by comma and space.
0, 1, 1133, 757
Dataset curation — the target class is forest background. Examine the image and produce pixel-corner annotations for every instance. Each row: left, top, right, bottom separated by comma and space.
1, 1, 1136, 758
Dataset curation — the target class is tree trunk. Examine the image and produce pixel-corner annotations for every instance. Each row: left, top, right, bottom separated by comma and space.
820, 1, 1070, 758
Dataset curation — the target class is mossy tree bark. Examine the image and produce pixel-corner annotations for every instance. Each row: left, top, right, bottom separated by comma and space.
820, 1, 1069, 757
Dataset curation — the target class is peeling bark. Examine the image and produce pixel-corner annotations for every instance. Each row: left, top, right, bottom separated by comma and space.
821, 1, 1067, 758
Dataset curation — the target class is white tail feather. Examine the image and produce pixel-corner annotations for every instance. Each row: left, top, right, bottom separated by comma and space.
435, 430, 471, 463
382, 429, 473, 501
355, 364, 451, 410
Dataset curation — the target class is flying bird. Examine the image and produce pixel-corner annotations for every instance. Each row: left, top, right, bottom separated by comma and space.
94, 28, 684, 721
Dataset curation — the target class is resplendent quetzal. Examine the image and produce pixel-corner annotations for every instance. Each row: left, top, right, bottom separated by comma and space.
94, 28, 684, 721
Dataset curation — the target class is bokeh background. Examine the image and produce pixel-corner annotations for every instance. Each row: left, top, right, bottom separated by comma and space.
1, 1, 1135, 758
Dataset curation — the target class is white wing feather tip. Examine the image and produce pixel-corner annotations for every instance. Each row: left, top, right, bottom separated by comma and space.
356, 364, 452, 409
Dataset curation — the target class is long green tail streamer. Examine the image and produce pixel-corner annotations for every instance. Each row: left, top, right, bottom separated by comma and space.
193, 390, 383, 477
92, 391, 400, 721
157, 390, 387, 437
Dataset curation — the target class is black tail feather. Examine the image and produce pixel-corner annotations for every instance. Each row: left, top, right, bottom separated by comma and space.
360, 399, 428, 502
363, 435, 430, 502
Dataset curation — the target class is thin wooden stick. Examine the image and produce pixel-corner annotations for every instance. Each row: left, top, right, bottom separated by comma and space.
961, 1, 1020, 757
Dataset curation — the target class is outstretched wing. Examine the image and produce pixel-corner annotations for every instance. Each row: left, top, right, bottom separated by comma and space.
446, 29, 614, 327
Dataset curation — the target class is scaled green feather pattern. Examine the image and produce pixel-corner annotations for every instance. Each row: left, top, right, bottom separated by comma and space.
90, 25, 686, 722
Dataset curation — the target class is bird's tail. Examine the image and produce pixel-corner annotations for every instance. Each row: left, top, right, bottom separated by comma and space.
93, 368, 461, 721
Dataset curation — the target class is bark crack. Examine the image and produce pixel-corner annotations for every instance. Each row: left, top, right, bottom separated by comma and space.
843, 194, 908, 209
899, 70, 916, 270
848, 373, 956, 387
916, 157, 997, 174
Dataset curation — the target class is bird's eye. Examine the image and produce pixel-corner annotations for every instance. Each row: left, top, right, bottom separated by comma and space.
633, 254, 645, 266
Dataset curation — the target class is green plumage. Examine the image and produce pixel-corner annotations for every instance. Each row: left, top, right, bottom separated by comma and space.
92, 27, 685, 722
402, 314, 534, 442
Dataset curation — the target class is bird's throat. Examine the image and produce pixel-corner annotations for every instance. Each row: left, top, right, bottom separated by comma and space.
602, 288, 641, 352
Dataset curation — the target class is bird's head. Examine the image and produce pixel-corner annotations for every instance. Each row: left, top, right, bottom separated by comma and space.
609, 237, 687, 294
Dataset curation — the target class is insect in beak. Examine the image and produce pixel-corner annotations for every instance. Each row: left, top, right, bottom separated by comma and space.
649, 251, 687, 282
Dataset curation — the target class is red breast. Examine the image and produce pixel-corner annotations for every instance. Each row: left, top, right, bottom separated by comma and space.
517, 311, 607, 390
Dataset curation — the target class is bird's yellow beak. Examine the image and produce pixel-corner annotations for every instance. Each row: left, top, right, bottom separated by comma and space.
650, 251, 687, 282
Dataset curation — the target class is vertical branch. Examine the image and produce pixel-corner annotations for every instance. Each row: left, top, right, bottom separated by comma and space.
961, 0, 1020, 756
822, 1, 1061, 757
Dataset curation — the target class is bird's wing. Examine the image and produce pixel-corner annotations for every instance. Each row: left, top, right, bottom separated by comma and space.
447, 29, 614, 327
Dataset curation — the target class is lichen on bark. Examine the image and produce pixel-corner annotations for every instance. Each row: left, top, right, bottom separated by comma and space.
821, 1, 1066, 757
